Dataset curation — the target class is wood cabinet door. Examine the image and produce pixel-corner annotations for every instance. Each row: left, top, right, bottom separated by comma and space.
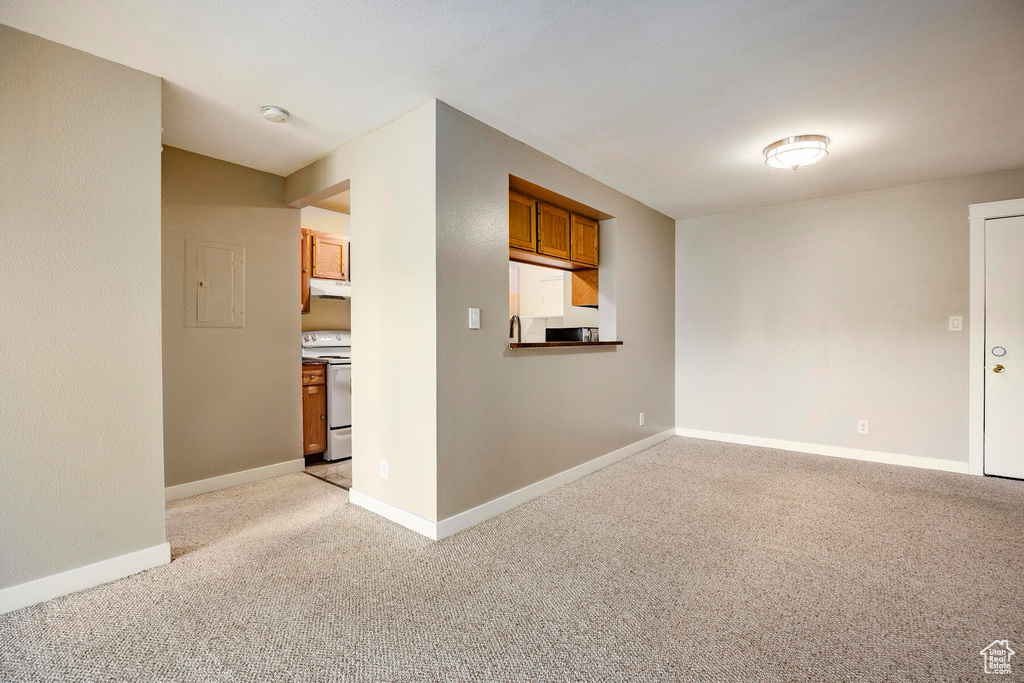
312, 234, 346, 280
300, 229, 312, 313
302, 384, 327, 455
571, 268, 599, 307
537, 202, 571, 261
508, 190, 537, 253
570, 214, 599, 266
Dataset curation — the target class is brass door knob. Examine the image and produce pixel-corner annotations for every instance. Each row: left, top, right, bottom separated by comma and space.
993, 364, 1005, 373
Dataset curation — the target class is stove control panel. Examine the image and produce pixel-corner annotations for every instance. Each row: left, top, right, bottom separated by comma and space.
301, 330, 351, 348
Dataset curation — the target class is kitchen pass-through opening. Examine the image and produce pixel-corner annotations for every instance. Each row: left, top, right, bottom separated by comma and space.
507, 175, 618, 346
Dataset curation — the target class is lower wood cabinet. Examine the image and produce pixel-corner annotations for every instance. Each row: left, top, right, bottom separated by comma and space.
302, 364, 327, 455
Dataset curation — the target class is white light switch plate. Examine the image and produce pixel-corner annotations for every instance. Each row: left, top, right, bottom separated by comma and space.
948, 316, 963, 332
468, 308, 480, 330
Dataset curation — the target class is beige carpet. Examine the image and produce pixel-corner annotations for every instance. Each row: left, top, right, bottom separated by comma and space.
1, 437, 1023, 681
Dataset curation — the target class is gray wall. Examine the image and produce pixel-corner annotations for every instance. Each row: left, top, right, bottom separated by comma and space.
435, 103, 676, 519
162, 147, 302, 487
676, 169, 1024, 463
0, 25, 166, 588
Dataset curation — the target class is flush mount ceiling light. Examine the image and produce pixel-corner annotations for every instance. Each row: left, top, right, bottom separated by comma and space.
261, 105, 290, 123
764, 135, 829, 170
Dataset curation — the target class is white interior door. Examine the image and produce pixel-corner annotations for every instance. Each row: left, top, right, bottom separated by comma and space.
985, 215, 1024, 478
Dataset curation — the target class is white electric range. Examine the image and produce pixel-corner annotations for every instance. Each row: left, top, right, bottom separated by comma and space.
301, 330, 351, 462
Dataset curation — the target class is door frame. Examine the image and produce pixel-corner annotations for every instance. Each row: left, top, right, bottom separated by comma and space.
968, 198, 1024, 476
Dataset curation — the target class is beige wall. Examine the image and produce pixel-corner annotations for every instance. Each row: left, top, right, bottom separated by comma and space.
162, 147, 302, 487
285, 102, 438, 520
302, 298, 351, 332
676, 169, 1024, 463
435, 103, 676, 519
0, 25, 165, 589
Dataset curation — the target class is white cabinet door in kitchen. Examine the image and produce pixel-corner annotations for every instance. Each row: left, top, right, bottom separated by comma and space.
328, 364, 352, 429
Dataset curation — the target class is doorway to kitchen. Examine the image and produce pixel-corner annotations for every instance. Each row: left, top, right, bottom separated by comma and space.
299, 186, 353, 490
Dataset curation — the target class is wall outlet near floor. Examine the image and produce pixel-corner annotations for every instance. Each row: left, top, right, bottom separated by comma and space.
379, 458, 389, 480
857, 420, 869, 435
639, 412, 645, 426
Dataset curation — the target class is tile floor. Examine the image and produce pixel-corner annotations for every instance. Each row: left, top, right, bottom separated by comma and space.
305, 458, 352, 489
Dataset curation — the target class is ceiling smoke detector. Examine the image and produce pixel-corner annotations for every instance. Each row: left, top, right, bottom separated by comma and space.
764, 135, 829, 170
261, 106, 290, 123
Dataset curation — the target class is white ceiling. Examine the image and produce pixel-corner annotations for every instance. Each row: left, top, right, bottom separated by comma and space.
3, 0, 1022, 218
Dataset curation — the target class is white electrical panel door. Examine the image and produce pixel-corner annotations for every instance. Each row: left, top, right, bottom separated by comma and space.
185, 239, 245, 328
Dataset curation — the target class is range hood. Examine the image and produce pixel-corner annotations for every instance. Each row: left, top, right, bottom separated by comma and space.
309, 277, 351, 300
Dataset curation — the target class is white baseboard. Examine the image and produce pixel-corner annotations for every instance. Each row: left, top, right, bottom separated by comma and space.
349, 489, 440, 540
675, 428, 971, 474
165, 458, 306, 502
435, 428, 676, 538
0, 543, 170, 616
350, 429, 676, 541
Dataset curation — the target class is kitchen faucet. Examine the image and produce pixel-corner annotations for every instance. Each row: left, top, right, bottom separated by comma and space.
509, 314, 521, 344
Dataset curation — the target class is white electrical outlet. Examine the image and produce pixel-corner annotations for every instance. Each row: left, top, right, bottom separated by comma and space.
379, 458, 389, 480
857, 420, 869, 434
639, 412, 645, 426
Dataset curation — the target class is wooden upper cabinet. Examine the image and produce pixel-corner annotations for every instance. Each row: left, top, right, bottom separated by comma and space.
508, 190, 537, 253
300, 229, 312, 313
312, 234, 346, 280
537, 202, 571, 261
570, 214, 599, 267
508, 182, 602, 276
